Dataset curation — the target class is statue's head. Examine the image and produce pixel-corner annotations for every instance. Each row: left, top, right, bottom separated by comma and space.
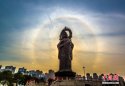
60, 26, 72, 40
60, 30, 68, 40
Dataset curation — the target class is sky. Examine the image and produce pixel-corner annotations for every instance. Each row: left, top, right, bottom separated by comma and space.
0, 0, 125, 76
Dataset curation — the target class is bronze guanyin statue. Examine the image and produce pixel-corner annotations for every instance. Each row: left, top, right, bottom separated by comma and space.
55, 26, 76, 78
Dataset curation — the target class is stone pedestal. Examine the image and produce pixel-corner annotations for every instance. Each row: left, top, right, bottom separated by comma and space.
55, 70, 76, 78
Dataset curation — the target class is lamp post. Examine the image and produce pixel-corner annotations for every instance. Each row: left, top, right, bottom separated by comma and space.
83, 66, 86, 77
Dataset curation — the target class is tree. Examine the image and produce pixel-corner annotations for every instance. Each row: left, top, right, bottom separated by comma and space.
0, 71, 13, 85
14, 72, 24, 85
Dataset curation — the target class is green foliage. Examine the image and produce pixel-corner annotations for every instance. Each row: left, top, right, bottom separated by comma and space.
0, 71, 45, 85
0, 71, 13, 85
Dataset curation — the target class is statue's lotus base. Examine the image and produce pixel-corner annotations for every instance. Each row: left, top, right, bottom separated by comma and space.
55, 70, 76, 78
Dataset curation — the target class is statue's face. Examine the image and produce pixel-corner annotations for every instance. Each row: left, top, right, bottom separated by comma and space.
61, 31, 68, 39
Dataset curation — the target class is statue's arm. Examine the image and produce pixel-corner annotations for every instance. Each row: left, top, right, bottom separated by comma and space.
57, 40, 70, 48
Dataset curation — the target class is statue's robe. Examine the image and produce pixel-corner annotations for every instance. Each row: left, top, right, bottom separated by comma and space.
57, 38, 74, 71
